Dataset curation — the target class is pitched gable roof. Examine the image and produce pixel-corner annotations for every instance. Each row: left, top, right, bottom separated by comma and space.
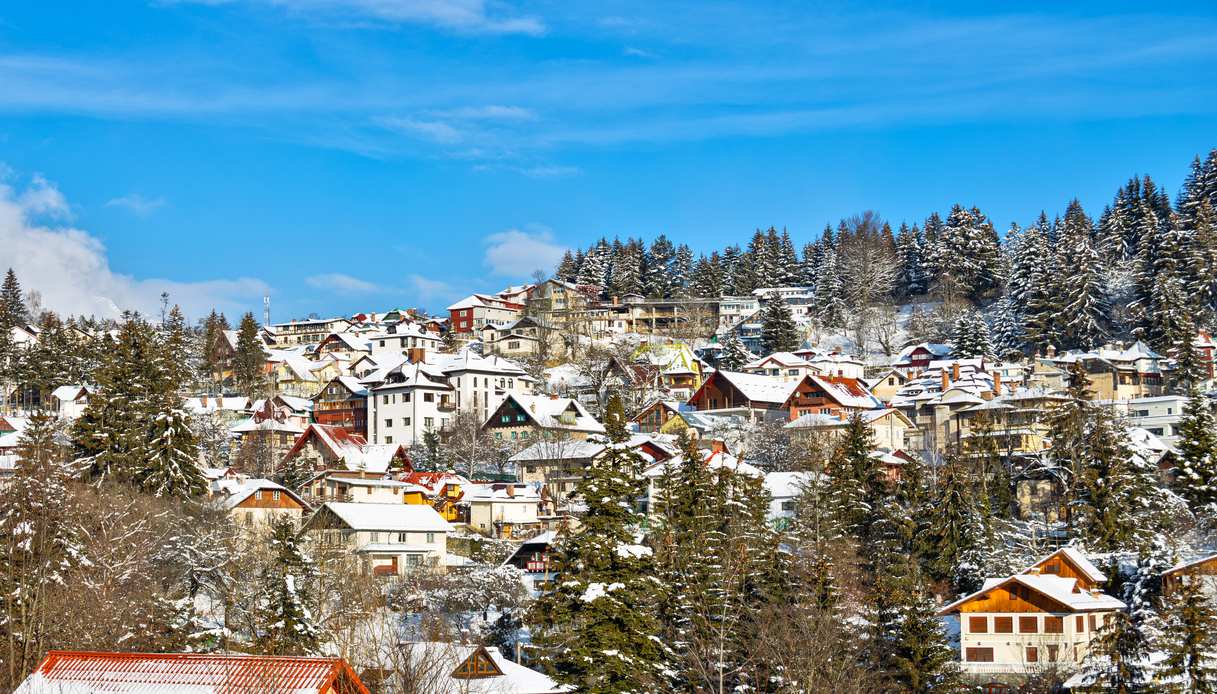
14, 651, 369, 694
308, 502, 452, 533
937, 573, 1124, 616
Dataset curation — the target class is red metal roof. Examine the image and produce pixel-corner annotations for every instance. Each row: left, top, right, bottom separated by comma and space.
22, 651, 369, 694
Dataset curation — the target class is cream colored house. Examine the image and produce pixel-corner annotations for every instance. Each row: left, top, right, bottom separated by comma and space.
463, 483, 542, 539
785, 407, 912, 452
938, 548, 1123, 678
302, 502, 452, 576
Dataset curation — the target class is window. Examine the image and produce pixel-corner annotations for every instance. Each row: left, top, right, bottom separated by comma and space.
404, 418, 411, 426
424, 393, 434, 403
501, 415, 511, 423
426, 532, 435, 543
403, 393, 411, 402
385, 419, 393, 428
994, 616, 1013, 633
397, 533, 407, 543
1019, 616, 1038, 633
781, 500, 796, 512
969, 616, 988, 633
385, 436, 393, 443
1047, 645, 1060, 661
370, 532, 381, 543
272, 491, 281, 501
407, 554, 421, 567
1025, 647, 1038, 663
1076, 615, 1086, 632
1045, 616, 1064, 633
424, 417, 434, 428
1089, 615, 1098, 632
965, 648, 994, 663
255, 490, 263, 500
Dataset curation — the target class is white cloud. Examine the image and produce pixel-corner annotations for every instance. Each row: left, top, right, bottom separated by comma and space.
377, 116, 463, 143
483, 228, 566, 278
305, 272, 380, 294
105, 193, 168, 217
166, 0, 545, 36
0, 172, 268, 320
431, 105, 537, 121
408, 274, 455, 301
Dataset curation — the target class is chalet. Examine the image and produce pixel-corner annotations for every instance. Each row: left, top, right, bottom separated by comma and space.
742, 352, 819, 380
283, 424, 411, 474
1162, 553, 1217, 598
313, 376, 369, 435
687, 370, 800, 418
463, 482, 543, 539
938, 548, 1123, 678
632, 400, 685, 434
216, 478, 309, 528
503, 530, 559, 595
893, 342, 952, 375
631, 341, 705, 396
270, 352, 336, 398
400, 471, 467, 523
782, 374, 884, 421
50, 384, 93, 420
391, 643, 565, 694
13, 651, 370, 694
509, 435, 675, 501
315, 332, 371, 361
804, 351, 867, 379
447, 293, 525, 335
785, 407, 913, 452
304, 470, 416, 504
301, 502, 452, 576
483, 394, 605, 444
230, 415, 305, 462
481, 316, 555, 359
865, 368, 910, 404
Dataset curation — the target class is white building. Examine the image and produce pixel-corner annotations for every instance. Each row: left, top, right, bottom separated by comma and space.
50, 385, 93, 420
1099, 394, 1189, 445
302, 502, 452, 576
938, 548, 1124, 678
463, 482, 542, 539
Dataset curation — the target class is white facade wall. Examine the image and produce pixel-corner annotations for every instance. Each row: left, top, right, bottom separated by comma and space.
957, 611, 1110, 675
368, 384, 449, 445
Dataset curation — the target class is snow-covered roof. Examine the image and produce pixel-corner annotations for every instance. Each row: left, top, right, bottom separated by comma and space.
463, 483, 542, 503
713, 370, 801, 404
1021, 547, 1108, 583
229, 417, 304, 435
802, 375, 884, 409
51, 385, 92, 402
182, 396, 251, 414
505, 394, 606, 433
14, 651, 364, 694
763, 471, 817, 499
312, 502, 452, 533
397, 643, 568, 694
785, 407, 908, 430
743, 352, 815, 370
219, 478, 307, 511
939, 573, 1124, 615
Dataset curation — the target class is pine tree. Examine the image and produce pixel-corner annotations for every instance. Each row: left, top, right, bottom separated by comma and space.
810, 249, 846, 329
0, 269, 27, 328
578, 238, 611, 291
671, 244, 694, 298
759, 292, 800, 354
1174, 381, 1217, 511
255, 517, 321, 655
827, 414, 880, 541
776, 229, 800, 286
1080, 551, 1165, 693
232, 312, 267, 398
608, 239, 644, 298
139, 407, 206, 498
532, 395, 667, 693
949, 311, 993, 358
1186, 198, 1217, 323
717, 331, 752, 371
555, 250, 579, 282
895, 223, 927, 297
883, 578, 966, 693
988, 296, 1025, 358
1058, 199, 1110, 349
924, 459, 989, 593
646, 235, 676, 298
1158, 578, 1217, 692
688, 253, 723, 298
200, 310, 229, 388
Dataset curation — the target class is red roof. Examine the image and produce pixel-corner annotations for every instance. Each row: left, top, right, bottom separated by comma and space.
21, 651, 369, 693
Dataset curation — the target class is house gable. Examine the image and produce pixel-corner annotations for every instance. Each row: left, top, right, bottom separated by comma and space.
451, 646, 504, 679
954, 580, 1073, 615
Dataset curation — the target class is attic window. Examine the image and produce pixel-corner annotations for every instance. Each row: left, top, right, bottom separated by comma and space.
451, 648, 504, 680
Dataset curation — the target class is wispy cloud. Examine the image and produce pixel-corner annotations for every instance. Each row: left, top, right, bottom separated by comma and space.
164, 0, 545, 35
305, 272, 381, 294
483, 228, 566, 277
430, 104, 536, 121
105, 193, 167, 217
377, 116, 464, 143
408, 274, 457, 303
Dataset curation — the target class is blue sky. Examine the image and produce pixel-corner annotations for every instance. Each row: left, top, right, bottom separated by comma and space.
1, 1, 1215, 322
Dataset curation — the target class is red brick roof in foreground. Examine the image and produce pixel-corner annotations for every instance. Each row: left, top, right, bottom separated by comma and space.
21, 651, 370, 694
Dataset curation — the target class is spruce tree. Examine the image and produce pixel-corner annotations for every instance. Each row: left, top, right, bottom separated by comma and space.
759, 292, 800, 353
646, 235, 676, 298
1158, 578, 1217, 692
810, 249, 846, 329
555, 250, 579, 282
1080, 550, 1166, 693
255, 517, 321, 655
1059, 199, 1110, 349
531, 395, 667, 693
671, 244, 694, 298
924, 459, 989, 593
140, 407, 206, 498
717, 331, 752, 371
232, 312, 267, 398
1174, 378, 1217, 511
827, 414, 880, 541
0, 269, 27, 328
949, 311, 994, 359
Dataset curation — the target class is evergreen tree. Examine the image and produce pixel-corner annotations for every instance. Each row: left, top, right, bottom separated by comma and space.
1081, 550, 1166, 693
826, 414, 880, 540
1058, 199, 1110, 349
923, 459, 989, 593
895, 223, 927, 297
232, 312, 267, 398
255, 517, 321, 655
1158, 578, 1217, 692
776, 228, 801, 286
646, 235, 676, 297
988, 296, 1025, 358
949, 311, 993, 358
671, 244, 694, 298
883, 578, 966, 693
532, 395, 667, 693
139, 407, 206, 498
717, 331, 752, 371
0, 269, 27, 328
759, 292, 800, 353
1186, 198, 1217, 323
578, 238, 611, 290
1174, 379, 1217, 511
608, 239, 645, 298
200, 310, 229, 388
688, 253, 723, 298
555, 250, 579, 282
810, 249, 846, 329
720, 245, 742, 295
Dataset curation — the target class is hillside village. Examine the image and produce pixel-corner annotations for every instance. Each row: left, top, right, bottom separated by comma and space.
1, 149, 1217, 693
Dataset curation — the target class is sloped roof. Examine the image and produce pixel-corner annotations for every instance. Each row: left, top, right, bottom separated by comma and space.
938, 573, 1124, 615
312, 502, 452, 533
230, 417, 305, 435
503, 394, 605, 433
398, 643, 566, 694
220, 478, 308, 511
51, 385, 92, 402
14, 651, 369, 694
804, 375, 883, 409
1022, 547, 1108, 583
785, 407, 910, 430
712, 370, 801, 404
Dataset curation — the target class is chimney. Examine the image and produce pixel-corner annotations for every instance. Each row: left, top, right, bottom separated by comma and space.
941, 369, 950, 392
951, 362, 961, 382
993, 371, 1002, 396
1046, 344, 1057, 358
710, 439, 727, 454
201, 394, 209, 407
217, 395, 224, 408
506, 483, 516, 498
